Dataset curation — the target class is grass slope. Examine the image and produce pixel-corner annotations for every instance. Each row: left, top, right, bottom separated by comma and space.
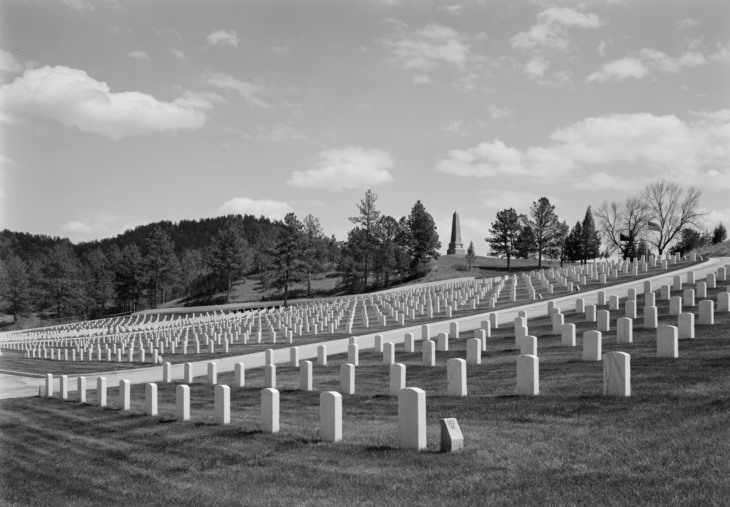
1, 280, 729, 505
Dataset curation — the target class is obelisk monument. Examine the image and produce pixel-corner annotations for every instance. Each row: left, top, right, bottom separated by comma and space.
447, 211, 466, 256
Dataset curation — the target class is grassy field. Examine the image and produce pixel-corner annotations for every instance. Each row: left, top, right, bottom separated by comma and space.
1, 279, 729, 505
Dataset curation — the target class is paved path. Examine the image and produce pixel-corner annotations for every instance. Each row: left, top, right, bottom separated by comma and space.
2, 256, 727, 400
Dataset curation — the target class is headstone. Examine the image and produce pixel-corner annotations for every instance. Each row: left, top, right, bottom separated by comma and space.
97, 377, 107, 407
383, 342, 395, 365
317, 344, 328, 366
207, 362, 217, 385
319, 391, 342, 443
264, 364, 276, 389
389, 363, 406, 396
214, 385, 230, 425
617, 317, 633, 344
678, 313, 695, 339
176, 385, 190, 421
404, 333, 415, 353
261, 388, 280, 433
625, 300, 637, 319
77, 376, 86, 403
45, 373, 54, 398
603, 352, 630, 397
234, 362, 245, 388
422, 340, 436, 366
145, 383, 157, 416
561, 323, 576, 347
519, 335, 537, 356
449, 321, 459, 339
516, 354, 539, 395
669, 296, 682, 315
583, 331, 602, 361
657, 325, 678, 358
436, 332, 449, 352
698, 300, 714, 325
347, 344, 359, 366
597, 310, 610, 332
683, 288, 695, 307
585, 305, 597, 322
446, 358, 467, 397
163, 362, 172, 383
439, 418, 464, 453
398, 387, 426, 450
340, 363, 355, 395
300, 361, 313, 391
719, 292, 730, 312
374, 334, 384, 353
645, 292, 656, 308
466, 338, 482, 365
119, 379, 130, 411
644, 306, 658, 329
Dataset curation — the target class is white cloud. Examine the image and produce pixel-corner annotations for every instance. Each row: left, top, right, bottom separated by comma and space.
412, 74, 433, 85
0, 50, 23, 73
206, 73, 269, 108
61, 220, 93, 234
512, 7, 603, 51
127, 50, 150, 61
488, 105, 514, 119
437, 111, 730, 189
524, 56, 550, 77
0, 65, 207, 141
171, 48, 186, 60
587, 48, 708, 82
206, 29, 240, 49
586, 57, 648, 82
386, 23, 472, 72
60, 0, 94, 11
288, 146, 394, 191
438, 5, 462, 16
478, 189, 547, 211
173, 91, 225, 110
677, 17, 699, 29
218, 197, 293, 220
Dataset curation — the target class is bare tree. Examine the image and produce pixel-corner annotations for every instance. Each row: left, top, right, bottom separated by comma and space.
642, 180, 706, 255
595, 195, 650, 261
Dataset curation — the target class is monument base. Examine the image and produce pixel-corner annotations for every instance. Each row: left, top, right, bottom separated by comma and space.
447, 247, 466, 256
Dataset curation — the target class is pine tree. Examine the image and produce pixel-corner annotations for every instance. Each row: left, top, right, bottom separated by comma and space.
565, 221, 583, 263
208, 224, 250, 302
143, 227, 179, 308
580, 206, 601, 264
515, 224, 536, 259
272, 213, 305, 305
0, 254, 32, 323
528, 197, 559, 268
349, 189, 381, 289
406, 200, 441, 277
486, 208, 522, 271
301, 214, 326, 298
465, 241, 476, 271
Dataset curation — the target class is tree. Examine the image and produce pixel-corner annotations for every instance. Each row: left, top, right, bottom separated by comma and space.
39, 242, 86, 317
406, 200, 441, 277
669, 228, 707, 256
114, 243, 145, 312
514, 224, 536, 259
643, 180, 706, 255
528, 197, 559, 268
712, 223, 727, 245
83, 248, 115, 316
301, 214, 327, 298
465, 241, 476, 271
595, 195, 650, 261
564, 221, 583, 263
546, 220, 570, 267
337, 228, 368, 293
179, 249, 207, 297
272, 213, 305, 305
208, 224, 250, 302
349, 189, 381, 289
0, 254, 32, 323
486, 208, 522, 271
579, 206, 601, 264
374, 215, 400, 288
143, 227, 179, 308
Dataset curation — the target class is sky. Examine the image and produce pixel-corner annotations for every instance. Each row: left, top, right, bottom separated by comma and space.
0, 0, 728, 255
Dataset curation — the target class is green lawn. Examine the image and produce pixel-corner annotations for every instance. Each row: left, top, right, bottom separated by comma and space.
1, 281, 729, 505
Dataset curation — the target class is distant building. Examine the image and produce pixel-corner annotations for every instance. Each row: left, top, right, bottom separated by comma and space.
447, 211, 466, 256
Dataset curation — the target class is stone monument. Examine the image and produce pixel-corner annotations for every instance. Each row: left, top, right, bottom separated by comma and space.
447, 211, 465, 256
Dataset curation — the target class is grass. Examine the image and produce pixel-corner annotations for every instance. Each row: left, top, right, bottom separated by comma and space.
1, 280, 729, 505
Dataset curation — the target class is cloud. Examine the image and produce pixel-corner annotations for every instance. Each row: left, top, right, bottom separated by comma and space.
243, 122, 305, 142
218, 197, 293, 220
586, 57, 648, 82
587, 48, 708, 82
488, 105, 514, 119
412, 74, 433, 85
206, 73, 269, 108
478, 189, 548, 211
677, 17, 699, 29
171, 48, 186, 60
386, 23, 473, 72
438, 5, 462, 16
206, 29, 240, 49
288, 146, 394, 191
511, 7, 603, 51
61, 220, 94, 234
437, 110, 730, 189
60, 0, 94, 11
127, 50, 150, 61
0, 50, 23, 73
173, 91, 225, 110
523, 56, 550, 77
0, 65, 207, 140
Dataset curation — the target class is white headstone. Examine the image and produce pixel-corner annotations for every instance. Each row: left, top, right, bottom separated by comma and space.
516, 354, 539, 396
698, 300, 714, 325
389, 363, 406, 396
398, 387, 426, 451
439, 418, 464, 453
657, 325, 678, 358
340, 363, 355, 395
422, 340, 436, 366
77, 376, 86, 403
207, 362, 217, 385
214, 385, 230, 425
261, 388, 280, 433
617, 317, 633, 344
300, 361, 313, 391
383, 342, 395, 365
446, 358, 467, 397
145, 382, 157, 416
561, 323, 576, 347
264, 364, 276, 389
603, 352, 630, 397
583, 331, 602, 361
319, 391, 342, 443
97, 377, 107, 407
119, 379, 130, 411
176, 385, 190, 421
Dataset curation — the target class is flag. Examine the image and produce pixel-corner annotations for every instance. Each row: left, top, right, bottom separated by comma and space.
648, 221, 661, 232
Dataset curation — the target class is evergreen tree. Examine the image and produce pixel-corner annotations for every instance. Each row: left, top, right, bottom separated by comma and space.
179, 249, 207, 298
82, 247, 115, 316
515, 224, 536, 259
143, 227, 179, 308
546, 220, 570, 267
564, 222, 583, 263
39, 242, 86, 317
486, 208, 522, 271
465, 241, 476, 271
528, 197, 559, 268
406, 200, 441, 277
208, 224, 250, 302
712, 223, 727, 245
301, 214, 327, 298
337, 228, 368, 293
374, 215, 400, 288
0, 254, 32, 323
272, 213, 305, 305
348, 189, 381, 289
115, 243, 145, 312
580, 206, 601, 264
